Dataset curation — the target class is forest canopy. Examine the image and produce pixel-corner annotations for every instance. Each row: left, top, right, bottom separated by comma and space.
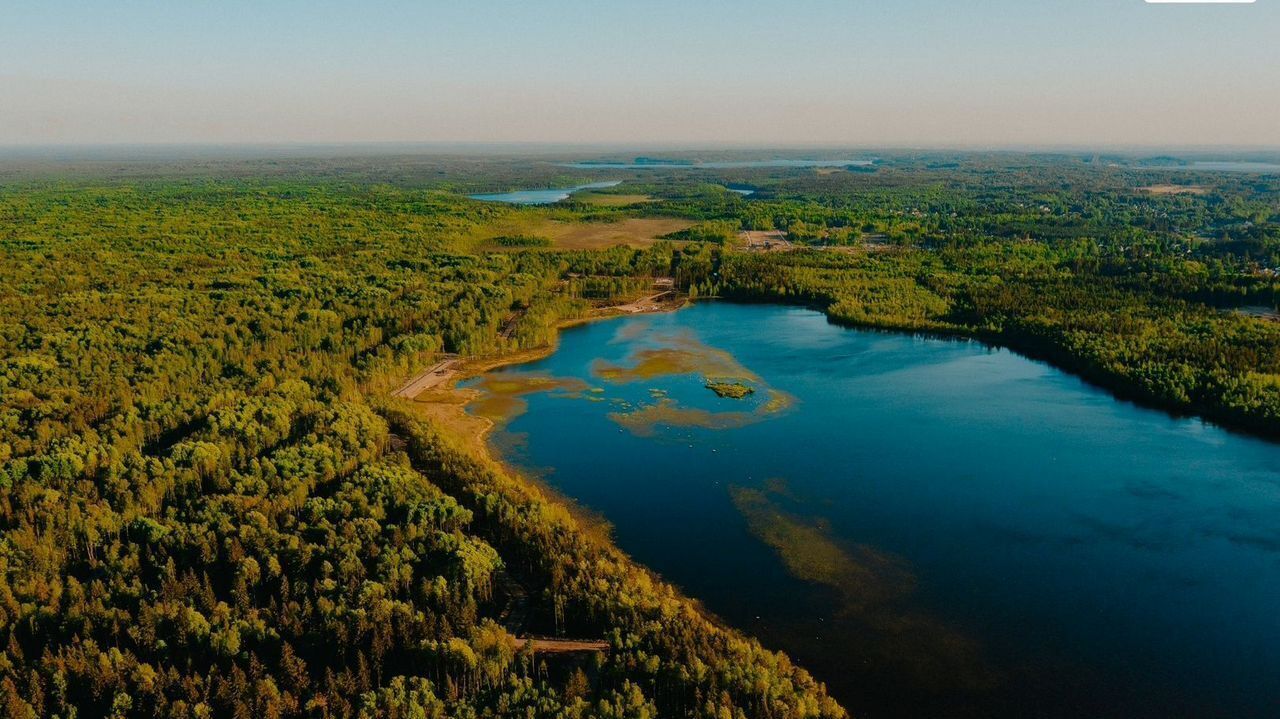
1, 152, 1278, 717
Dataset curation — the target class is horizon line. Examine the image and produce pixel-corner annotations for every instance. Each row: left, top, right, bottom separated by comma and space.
2, 140, 1279, 156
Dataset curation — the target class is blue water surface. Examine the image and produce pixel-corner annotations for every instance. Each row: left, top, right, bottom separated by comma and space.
469, 180, 621, 204
561, 159, 874, 169
466, 302, 1280, 719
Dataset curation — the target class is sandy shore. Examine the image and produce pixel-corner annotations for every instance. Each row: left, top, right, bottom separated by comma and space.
388, 299, 688, 545
392, 294, 688, 459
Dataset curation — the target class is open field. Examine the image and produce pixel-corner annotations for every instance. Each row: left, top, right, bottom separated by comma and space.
1141, 184, 1208, 195
572, 191, 656, 207
542, 218, 693, 249
479, 217, 694, 250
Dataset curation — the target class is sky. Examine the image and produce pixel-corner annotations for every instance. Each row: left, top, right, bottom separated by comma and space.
2, 0, 1278, 148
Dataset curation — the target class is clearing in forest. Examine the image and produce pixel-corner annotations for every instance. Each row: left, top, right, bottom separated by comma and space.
572, 192, 656, 207
739, 230, 794, 252
1141, 185, 1208, 196
479, 217, 694, 250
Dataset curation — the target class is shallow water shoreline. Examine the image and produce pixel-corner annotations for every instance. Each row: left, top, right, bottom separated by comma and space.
457, 301, 1280, 719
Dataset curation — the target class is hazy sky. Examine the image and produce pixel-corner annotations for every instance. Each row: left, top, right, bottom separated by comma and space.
2, 0, 1278, 147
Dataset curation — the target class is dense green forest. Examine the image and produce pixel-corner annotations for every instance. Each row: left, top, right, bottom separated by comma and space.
2, 151, 1278, 717
0, 179, 839, 718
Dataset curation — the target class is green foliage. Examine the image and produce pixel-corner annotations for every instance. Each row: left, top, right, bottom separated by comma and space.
0, 179, 844, 719
705, 382, 755, 399
491, 235, 553, 248
663, 221, 739, 245
717, 248, 1280, 436
2, 153, 1278, 717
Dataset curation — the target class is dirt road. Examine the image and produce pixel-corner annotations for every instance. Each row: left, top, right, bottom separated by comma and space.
614, 290, 675, 314
520, 638, 610, 654
391, 358, 460, 399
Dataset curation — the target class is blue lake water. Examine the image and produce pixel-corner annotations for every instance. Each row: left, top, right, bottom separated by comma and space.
562, 159, 874, 170
464, 302, 1280, 719
469, 180, 621, 204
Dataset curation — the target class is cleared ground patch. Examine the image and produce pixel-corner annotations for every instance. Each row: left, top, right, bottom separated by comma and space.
572, 192, 656, 207
1141, 185, 1208, 195
479, 217, 693, 250
739, 230, 794, 252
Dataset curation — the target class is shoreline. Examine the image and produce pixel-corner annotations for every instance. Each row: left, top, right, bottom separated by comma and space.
382, 293, 1280, 718
391, 296, 690, 539
720, 293, 1280, 443
395, 290, 1280, 457
404, 294, 696, 445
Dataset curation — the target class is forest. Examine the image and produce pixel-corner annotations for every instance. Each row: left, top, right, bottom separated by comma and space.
1, 150, 1278, 717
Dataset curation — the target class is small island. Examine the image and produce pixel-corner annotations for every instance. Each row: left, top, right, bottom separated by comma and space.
706, 381, 756, 399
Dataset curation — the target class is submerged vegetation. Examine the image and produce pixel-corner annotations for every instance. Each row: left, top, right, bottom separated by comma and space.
728, 484, 997, 694
608, 399, 762, 437
465, 375, 591, 426
1, 149, 1278, 716
592, 335, 758, 385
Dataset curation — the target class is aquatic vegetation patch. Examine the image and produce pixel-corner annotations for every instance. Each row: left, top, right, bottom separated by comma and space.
594, 348, 713, 382
760, 388, 796, 414
467, 374, 590, 424
609, 399, 761, 437
762, 476, 801, 502
612, 319, 653, 343
468, 394, 529, 424
729, 485, 997, 692
608, 386, 794, 436
592, 330, 795, 434
592, 330, 758, 384
706, 381, 755, 399
729, 486, 915, 609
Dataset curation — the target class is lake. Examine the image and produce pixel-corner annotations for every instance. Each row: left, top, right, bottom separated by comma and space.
1187, 161, 1280, 174
1135, 161, 1280, 174
562, 159, 875, 170
469, 180, 621, 204
463, 302, 1280, 719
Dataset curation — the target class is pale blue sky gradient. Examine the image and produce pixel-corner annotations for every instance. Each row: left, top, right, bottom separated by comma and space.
2, 0, 1277, 146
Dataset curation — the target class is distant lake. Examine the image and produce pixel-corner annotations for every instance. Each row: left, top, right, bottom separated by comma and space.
1137, 161, 1280, 174
469, 180, 621, 204
562, 159, 874, 170
466, 302, 1280, 719
1187, 161, 1280, 173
